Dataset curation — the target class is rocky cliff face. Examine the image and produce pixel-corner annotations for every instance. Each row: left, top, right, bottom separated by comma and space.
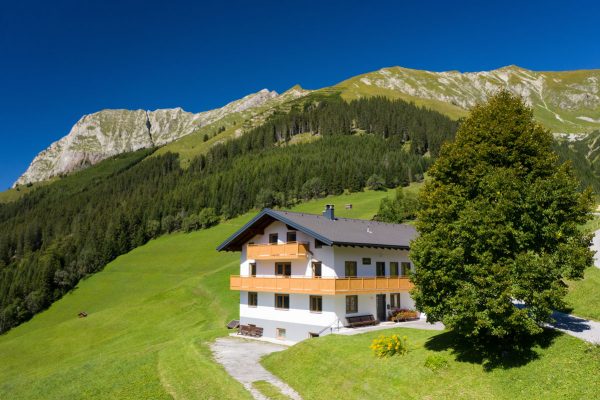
14, 89, 279, 187
335, 65, 600, 134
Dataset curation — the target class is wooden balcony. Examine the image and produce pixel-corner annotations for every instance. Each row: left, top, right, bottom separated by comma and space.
230, 275, 414, 295
246, 242, 309, 260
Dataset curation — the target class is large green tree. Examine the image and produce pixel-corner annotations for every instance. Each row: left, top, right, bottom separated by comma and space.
410, 91, 594, 343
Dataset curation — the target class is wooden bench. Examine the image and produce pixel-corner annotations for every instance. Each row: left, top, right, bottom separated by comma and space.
239, 324, 264, 337
346, 314, 379, 328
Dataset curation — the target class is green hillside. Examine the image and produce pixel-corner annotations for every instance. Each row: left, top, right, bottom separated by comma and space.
332, 66, 600, 134
262, 327, 600, 400
1, 181, 598, 399
0, 189, 391, 399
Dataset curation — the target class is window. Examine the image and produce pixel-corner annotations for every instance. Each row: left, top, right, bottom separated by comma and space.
275, 294, 290, 310
286, 231, 297, 242
275, 262, 291, 276
276, 328, 286, 339
376, 262, 386, 277
346, 295, 358, 313
250, 263, 256, 277
312, 262, 322, 277
315, 239, 323, 249
345, 261, 357, 277
310, 296, 322, 312
248, 292, 258, 307
269, 233, 278, 244
401, 262, 411, 276
390, 293, 400, 308
362, 257, 371, 265
390, 262, 399, 276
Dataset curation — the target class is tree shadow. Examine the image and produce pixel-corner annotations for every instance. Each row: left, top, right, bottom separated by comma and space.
424, 328, 560, 371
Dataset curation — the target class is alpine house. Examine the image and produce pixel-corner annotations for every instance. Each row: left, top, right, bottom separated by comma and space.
217, 205, 419, 343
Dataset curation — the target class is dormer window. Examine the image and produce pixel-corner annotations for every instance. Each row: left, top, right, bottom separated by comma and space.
269, 233, 278, 244
286, 231, 297, 242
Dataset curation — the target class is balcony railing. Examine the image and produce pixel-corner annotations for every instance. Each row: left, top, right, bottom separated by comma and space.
246, 242, 309, 260
230, 275, 414, 295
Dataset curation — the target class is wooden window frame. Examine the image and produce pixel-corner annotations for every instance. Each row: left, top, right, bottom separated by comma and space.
275, 293, 290, 310
248, 292, 258, 307
345, 261, 357, 277
390, 262, 399, 277
250, 263, 256, 277
401, 262, 411, 276
269, 233, 278, 244
346, 295, 358, 314
376, 261, 386, 277
312, 262, 322, 278
275, 262, 292, 276
309, 295, 323, 313
286, 231, 297, 242
390, 293, 400, 308
362, 257, 371, 265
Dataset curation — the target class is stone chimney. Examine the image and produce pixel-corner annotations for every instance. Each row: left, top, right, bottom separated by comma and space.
322, 204, 335, 220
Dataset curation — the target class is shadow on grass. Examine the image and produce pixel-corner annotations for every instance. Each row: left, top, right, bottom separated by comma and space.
424, 328, 560, 371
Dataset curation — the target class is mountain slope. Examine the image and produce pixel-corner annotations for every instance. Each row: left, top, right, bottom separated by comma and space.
13, 89, 282, 187
333, 65, 600, 133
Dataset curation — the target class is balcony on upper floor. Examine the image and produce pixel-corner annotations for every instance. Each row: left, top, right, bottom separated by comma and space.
246, 242, 310, 261
230, 275, 414, 295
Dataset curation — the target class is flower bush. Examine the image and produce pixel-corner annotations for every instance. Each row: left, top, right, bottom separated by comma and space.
391, 309, 419, 322
370, 334, 409, 358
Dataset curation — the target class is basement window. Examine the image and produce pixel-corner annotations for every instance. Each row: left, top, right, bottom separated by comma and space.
276, 328, 286, 339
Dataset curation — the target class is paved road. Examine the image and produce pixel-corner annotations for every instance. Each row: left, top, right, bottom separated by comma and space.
592, 229, 600, 268
211, 337, 302, 400
550, 311, 600, 344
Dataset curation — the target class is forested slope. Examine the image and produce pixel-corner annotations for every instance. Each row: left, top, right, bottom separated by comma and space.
0, 94, 458, 333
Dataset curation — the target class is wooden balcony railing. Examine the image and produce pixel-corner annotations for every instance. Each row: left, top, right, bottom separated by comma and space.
230, 275, 414, 295
246, 242, 309, 260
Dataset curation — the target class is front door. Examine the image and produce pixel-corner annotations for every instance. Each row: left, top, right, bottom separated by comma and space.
376, 294, 386, 322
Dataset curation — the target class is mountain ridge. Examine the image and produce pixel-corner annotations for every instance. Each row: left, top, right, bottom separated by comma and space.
13, 65, 600, 187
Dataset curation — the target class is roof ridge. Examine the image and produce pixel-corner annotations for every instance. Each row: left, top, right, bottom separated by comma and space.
272, 208, 414, 228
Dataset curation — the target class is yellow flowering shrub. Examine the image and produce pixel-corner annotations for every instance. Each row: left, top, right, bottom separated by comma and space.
369, 334, 409, 358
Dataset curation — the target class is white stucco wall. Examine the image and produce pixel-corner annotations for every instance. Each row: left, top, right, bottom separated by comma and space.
234, 219, 418, 342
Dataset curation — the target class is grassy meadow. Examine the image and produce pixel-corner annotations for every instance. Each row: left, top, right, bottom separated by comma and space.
0, 189, 391, 399
262, 327, 600, 400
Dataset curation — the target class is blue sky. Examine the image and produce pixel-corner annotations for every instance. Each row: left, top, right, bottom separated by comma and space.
1, 0, 599, 190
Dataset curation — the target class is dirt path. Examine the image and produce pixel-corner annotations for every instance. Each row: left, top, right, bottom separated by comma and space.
211, 337, 302, 400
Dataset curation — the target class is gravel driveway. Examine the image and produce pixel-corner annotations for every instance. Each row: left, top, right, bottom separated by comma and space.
211, 337, 302, 400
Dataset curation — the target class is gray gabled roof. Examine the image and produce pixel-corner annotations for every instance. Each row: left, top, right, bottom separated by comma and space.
217, 208, 417, 252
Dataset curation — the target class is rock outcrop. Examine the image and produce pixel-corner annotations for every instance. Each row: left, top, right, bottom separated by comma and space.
14, 89, 280, 187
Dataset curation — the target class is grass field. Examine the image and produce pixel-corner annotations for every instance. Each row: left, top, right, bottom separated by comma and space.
0, 189, 391, 399
262, 328, 600, 400
566, 267, 600, 321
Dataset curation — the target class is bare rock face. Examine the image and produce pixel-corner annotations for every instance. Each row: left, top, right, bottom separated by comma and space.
14, 89, 280, 187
